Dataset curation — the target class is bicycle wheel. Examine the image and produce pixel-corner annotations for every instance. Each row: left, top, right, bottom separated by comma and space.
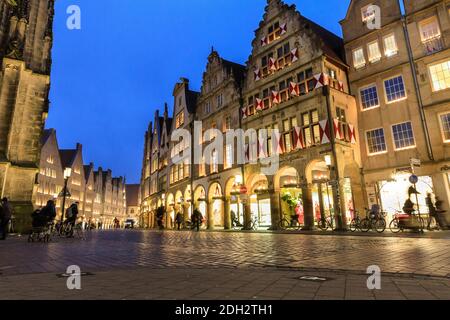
360, 218, 370, 233
375, 219, 386, 233
279, 219, 289, 230
349, 219, 359, 232
389, 219, 401, 233
317, 219, 329, 231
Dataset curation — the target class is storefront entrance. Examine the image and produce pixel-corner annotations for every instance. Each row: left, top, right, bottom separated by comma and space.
250, 194, 271, 227
378, 173, 434, 221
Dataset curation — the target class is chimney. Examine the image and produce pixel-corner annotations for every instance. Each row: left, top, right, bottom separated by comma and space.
164, 103, 169, 119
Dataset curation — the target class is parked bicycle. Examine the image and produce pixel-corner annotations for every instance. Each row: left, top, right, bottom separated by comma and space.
349, 211, 364, 232
278, 215, 301, 231
317, 215, 334, 231
360, 208, 386, 233
245, 216, 259, 231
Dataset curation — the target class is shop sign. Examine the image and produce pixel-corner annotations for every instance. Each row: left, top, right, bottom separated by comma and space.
240, 185, 248, 194
409, 175, 419, 185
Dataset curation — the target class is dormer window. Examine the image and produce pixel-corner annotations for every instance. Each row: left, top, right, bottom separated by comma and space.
361, 4, 376, 23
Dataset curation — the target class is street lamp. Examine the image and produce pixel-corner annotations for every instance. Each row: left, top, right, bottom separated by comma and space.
60, 167, 72, 223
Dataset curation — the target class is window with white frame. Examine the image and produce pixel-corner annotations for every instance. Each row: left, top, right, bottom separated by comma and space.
429, 60, 450, 92
225, 144, 233, 169
366, 128, 387, 155
368, 41, 381, 63
419, 16, 441, 42
383, 34, 398, 57
353, 47, 366, 69
211, 150, 218, 173
360, 85, 379, 110
392, 122, 415, 150
440, 113, 450, 142
384, 75, 406, 103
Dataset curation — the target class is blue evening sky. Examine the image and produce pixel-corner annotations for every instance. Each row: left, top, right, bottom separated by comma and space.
47, 0, 351, 183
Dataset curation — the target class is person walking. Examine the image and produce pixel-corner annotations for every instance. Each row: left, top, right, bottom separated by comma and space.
193, 208, 203, 232
175, 211, 183, 230
0, 198, 12, 240
426, 193, 438, 230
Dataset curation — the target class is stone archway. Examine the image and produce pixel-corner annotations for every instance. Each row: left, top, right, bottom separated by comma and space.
193, 185, 207, 228
166, 193, 175, 229
225, 175, 244, 229
275, 167, 304, 227
208, 182, 225, 230
246, 173, 271, 228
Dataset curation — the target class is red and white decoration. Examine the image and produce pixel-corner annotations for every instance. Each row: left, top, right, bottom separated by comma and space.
314, 73, 329, 89
269, 57, 277, 71
255, 98, 264, 112
348, 124, 357, 144
338, 81, 345, 92
242, 106, 248, 120
290, 48, 299, 63
271, 91, 281, 105
254, 68, 261, 81
289, 82, 300, 96
333, 119, 343, 140
273, 131, 284, 154
319, 120, 331, 144
280, 23, 287, 35
293, 127, 305, 150
261, 36, 268, 47
259, 139, 267, 158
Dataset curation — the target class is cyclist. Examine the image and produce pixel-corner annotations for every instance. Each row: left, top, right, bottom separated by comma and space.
64, 202, 79, 237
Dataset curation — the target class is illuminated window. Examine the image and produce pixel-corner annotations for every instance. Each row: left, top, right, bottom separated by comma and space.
419, 16, 441, 42
367, 41, 381, 63
392, 122, 415, 150
383, 34, 398, 57
384, 75, 406, 103
429, 60, 450, 92
211, 151, 218, 173
46, 156, 54, 164
439, 113, 450, 142
353, 47, 366, 69
175, 111, 184, 129
366, 128, 387, 155
360, 85, 379, 110
225, 144, 233, 169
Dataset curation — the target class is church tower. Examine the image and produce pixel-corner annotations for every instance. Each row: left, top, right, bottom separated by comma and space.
0, 0, 55, 232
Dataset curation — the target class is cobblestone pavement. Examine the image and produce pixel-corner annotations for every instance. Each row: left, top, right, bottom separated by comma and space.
1, 230, 449, 300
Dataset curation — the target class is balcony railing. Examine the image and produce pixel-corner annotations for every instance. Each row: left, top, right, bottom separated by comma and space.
423, 36, 444, 56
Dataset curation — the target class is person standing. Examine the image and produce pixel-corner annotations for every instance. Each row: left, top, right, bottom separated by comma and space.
426, 193, 437, 230
175, 212, 183, 230
193, 208, 203, 232
0, 198, 12, 240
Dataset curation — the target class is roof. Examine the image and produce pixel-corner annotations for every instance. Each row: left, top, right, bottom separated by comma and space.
186, 89, 200, 114
222, 59, 246, 86
126, 184, 140, 207
301, 16, 346, 65
41, 129, 54, 146
59, 149, 77, 168
83, 165, 93, 181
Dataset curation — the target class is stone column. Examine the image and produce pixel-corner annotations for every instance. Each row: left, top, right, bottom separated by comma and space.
224, 198, 231, 230
207, 201, 214, 230
269, 192, 280, 230
302, 184, 315, 230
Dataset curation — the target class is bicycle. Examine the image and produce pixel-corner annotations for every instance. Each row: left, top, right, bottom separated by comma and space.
389, 211, 425, 233
278, 215, 301, 231
231, 219, 244, 231
360, 209, 386, 233
317, 215, 334, 231
244, 217, 259, 231
349, 212, 364, 232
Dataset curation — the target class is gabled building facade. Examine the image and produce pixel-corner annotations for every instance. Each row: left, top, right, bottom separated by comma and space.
341, 0, 450, 224
240, 0, 362, 230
